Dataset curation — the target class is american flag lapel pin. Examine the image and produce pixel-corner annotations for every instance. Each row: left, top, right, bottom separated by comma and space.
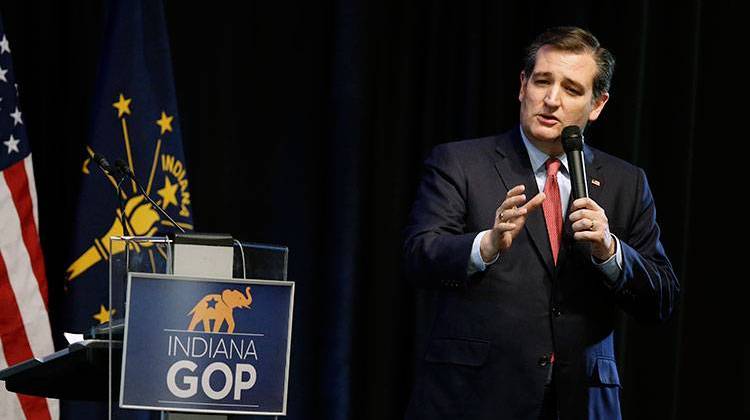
592, 179, 601, 187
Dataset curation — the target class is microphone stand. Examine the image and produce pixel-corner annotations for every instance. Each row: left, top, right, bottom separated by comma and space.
92, 153, 132, 236
116, 176, 131, 236
115, 160, 186, 234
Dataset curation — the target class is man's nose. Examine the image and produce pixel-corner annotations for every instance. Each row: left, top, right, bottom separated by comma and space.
544, 86, 561, 107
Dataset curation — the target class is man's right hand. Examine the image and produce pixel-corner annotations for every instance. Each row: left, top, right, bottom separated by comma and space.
480, 184, 546, 262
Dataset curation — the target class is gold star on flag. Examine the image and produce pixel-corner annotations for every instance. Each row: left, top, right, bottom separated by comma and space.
112, 94, 132, 117
93, 304, 116, 324
157, 176, 179, 209
156, 111, 174, 135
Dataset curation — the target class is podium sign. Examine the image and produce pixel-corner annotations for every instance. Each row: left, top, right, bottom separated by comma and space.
120, 273, 294, 415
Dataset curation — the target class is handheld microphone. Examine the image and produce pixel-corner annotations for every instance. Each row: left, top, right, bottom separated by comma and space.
115, 159, 186, 233
561, 126, 588, 200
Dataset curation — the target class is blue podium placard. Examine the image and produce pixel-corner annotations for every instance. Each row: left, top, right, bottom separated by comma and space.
120, 273, 294, 415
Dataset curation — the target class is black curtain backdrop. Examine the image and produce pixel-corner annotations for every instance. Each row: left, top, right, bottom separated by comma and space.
0, 0, 739, 419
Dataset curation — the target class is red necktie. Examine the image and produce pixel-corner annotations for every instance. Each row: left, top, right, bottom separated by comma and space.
542, 158, 563, 265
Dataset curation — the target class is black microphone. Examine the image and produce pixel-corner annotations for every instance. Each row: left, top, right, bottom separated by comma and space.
115, 159, 186, 233
114, 159, 135, 179
92, 153, 118, 177
91, 153, 131, 235
561, 125, 588, 200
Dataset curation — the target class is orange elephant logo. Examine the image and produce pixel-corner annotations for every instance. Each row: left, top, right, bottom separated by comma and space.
187, 287, 252, 333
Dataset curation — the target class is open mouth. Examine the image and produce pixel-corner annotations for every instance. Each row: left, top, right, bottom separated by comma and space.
537, 114, 559, 125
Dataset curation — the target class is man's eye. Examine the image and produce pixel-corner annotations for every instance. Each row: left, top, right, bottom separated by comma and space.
566, 88, 581, 95
535, 79, 550, 85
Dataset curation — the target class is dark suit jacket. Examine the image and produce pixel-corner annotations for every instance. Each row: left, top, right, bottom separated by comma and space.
403, 129, 679, 420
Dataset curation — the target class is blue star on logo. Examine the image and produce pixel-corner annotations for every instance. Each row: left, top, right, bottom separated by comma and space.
206, 298, 218, 309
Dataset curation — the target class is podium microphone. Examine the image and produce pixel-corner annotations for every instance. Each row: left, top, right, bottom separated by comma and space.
114, 159, 186, 233
92, 153, 118, 176
92, 152, 131, 235
561, 125, 589, 200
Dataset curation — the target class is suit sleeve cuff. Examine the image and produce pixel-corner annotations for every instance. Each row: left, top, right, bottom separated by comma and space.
592, 233, 623, 287
468, 230, 499, 275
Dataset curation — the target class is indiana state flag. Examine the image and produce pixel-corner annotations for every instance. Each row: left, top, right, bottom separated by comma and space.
63, 0, 193, 332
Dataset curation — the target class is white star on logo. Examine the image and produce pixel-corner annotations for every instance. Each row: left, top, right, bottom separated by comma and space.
4, 134, 20, 154
10, 107, 23, 126
0, 35, 10, 55
0, 66, 7, 83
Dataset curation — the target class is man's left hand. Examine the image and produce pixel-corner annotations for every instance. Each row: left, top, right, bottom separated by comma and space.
569, 197, 615, 261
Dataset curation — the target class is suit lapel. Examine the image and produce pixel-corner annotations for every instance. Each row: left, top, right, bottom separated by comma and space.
584, 144, 604, 211
493, 130, 555, 278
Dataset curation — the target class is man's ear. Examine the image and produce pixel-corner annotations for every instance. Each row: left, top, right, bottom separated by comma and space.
588, 92, 610, 122
519, 71, 528, 101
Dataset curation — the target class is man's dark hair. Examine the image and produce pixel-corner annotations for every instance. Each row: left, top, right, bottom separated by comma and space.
523, 26, 615, 101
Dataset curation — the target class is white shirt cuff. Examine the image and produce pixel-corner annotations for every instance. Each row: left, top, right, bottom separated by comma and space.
592, 233, 623, 286
468, 230, 499, 275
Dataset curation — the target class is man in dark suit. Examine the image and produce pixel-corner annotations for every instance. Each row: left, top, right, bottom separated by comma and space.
403, 27, 679, 420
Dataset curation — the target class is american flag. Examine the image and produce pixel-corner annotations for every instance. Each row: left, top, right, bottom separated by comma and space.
0, 24, 58, 420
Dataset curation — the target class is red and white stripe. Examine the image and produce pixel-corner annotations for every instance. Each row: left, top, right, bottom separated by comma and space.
0, 155, 58, 420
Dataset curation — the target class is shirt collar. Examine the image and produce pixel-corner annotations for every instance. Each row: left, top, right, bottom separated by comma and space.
519, 125, 569, 175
